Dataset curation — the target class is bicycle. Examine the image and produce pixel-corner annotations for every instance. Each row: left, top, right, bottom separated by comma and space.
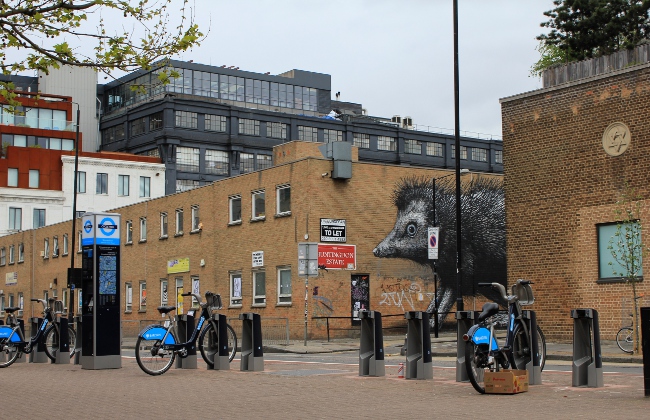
135, 291, 237, 375
0, 298, 76, 368
616, 295, 643, 354
463, 279, 546, 394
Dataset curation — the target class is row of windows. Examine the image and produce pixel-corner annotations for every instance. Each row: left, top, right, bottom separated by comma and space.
229, 185, 291, 224
175, 147, 271, 176
0, 234, 69, 266
7, 207, 50, 231
74, 172, 151, 197
2, 133, 75, 150
1, 105, 69, 130
125, 205, 202, 244
6, 168, 40, 189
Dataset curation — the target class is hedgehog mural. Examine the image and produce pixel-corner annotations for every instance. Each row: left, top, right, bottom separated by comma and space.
373, 175, 506, 327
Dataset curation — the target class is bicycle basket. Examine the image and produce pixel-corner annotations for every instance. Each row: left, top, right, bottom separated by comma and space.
206, 293, 223, 310
512, 282, 534, 306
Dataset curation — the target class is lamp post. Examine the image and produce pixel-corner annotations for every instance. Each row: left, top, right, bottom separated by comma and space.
431, 169, 468, 338
68, 103, 80, 324
453, 0, 464, 312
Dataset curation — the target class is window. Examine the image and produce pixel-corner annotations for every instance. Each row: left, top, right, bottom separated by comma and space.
495, 150, 503, 164
240, 152, 255, 173
276, 184, 291, 215
239, 118, 260, 136
298, 126, 318, 142
160, 279, 168, 306
33, 209, 46, 229
118, 175, 130, 196
175, 278, 184, 314
267, 122, 287, 139
191, 205, 200, 231
230, 272, 242, 306
252, 190, 265, 220
176, 146, 200, 172
43, 238, 49, 258
176, 179, 200, 192
451, 145, 467, 160
205, 150, 229, 175
63, 234, 68, 255
353, 133, 369, 149
149, 112, 163, 131
139, 176, 151, 198
175, 111, 198, 129
53, 236, 59, 257
7, 168, 18, 187
160, 213, 168, 238
278, 267, 292, 304
140, 217, 147, 242
96, 173, 108, 194
139, 281, 147, 311
205, 114, 227, 132
77, 171, 86, 193
229, 195, 242, 224
18, 243, 24, 262
9, 245, 15, 264
191, 276, 200, 308
131, 117, 146, 136
9, 207, 22, 231
257, 154, 272, 170
426, 142, 444, 157
472, 148, 487, 162
1, 247, 5, 265
175, 209, 183, 235
324, 129, 342, 143
0, 295, 4, 317
598, 223, 644, 279
126, 220, 133, 244
253, 271, 266, 305
405, 139, 422, 154
125, 283, 133, 312
29, 169, 39, 188
377, 136, 396, 151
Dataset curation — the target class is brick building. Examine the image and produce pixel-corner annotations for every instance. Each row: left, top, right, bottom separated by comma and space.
0, 141, 500, 339
501, 55, 650, 341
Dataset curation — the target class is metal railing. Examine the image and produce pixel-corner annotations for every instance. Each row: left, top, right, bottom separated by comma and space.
228, 316, 290, 347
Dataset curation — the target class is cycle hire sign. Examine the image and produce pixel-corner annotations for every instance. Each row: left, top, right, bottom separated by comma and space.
428, 227, 439, 260
82, 214, 120, 246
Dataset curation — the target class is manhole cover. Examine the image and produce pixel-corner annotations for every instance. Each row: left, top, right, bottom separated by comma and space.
267, 369, 348, 377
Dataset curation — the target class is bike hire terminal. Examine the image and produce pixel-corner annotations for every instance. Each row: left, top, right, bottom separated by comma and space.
80, 213, 122, 370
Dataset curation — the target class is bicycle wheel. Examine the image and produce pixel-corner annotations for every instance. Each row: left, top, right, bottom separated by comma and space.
537, 325, 547, 371
616, 327, 634, 354
465, 341, 488, 394
511, 323, 532, 370
135, 333, 176, 376
44, 325, 76, 360
199, 322, 238, 366
0, 338, 20, 368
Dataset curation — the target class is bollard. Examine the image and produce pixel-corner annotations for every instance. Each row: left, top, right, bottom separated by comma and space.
74, 315, 82, 365
53, 316, 70, 364
239, 313, 264, 371
205, 314, 230, 371
571, 308, 603, 388
455, 311, 475, 382
358, 310, 385, 377
523, 310, 542, 385
174, 314, 197, 369
404, 311, 433, 380
641, 307, 650, 397
29, 317, 49, 363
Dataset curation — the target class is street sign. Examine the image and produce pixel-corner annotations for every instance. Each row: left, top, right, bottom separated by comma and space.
320, 219, 346, 242
298, 243, 318, 276
317, 244, 356, 270
428, 227, 439, 260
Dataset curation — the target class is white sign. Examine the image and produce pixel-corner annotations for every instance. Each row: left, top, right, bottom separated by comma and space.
428, 227, 439, 260
320, 219, 346, 242
5, 272, 17, 286
252, 251, 264, 267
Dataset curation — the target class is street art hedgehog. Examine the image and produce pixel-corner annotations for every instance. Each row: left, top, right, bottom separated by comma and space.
373, 175, 506, 327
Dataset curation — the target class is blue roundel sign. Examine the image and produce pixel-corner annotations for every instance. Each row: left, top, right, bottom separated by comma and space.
99, 217, 118, 236
84, 220, 93, 233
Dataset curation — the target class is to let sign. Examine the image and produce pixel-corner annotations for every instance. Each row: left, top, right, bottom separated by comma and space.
320, 219, 346, 242
318, 244, 356, 270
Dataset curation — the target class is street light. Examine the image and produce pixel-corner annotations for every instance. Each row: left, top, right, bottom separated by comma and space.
431, 168, 468, 338
453, 0, 464, 312
68, 102, 81, 324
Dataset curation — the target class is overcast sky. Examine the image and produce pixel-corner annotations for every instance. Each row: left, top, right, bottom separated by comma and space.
166, 0, 553, 138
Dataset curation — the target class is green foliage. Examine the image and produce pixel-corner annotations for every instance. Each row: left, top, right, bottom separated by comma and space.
0, 1, 204, 107
533, 0, 650, 75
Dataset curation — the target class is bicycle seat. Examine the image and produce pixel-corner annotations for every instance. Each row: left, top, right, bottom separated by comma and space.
156, 306, 177, 314
4, 307, 21, 313
477, 302, 500, 322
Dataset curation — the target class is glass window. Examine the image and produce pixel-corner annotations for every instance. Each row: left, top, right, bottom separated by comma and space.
18, 243, 24, 262
176, 209, 183, 234
175, 111, 198, 129
472, 148, 487, 162
61, 139, 74, 151
77, 171, 86, 193
176, 146, 199, 172
240, 152, 255, 173
495, 150, 503, 164
191, 205, 200, 231
323, 129, 342, 143
252, 190, 265, 220
426, 142, 444, 157
130, 117, 146, 136
14, 135, 26, 147
160, 213, 168, 238
451, 145, 467, 160
0, 247, 5, 265
52, 236, 59, 257
139, 281, 147, 311
96, 173, 108, 194
9, 207, 22, 230
52, 110, 66, 130
353, 133, 369, 149
149, 112, 163, 131
49, 138, 61, 150
125, 283, 133, 312
118, 174, 130, 196
160, 279, 169, 306
229, 195, 241, 224
253, 271, 266, 305
278, 267, 292, 304
267, 122, 287, 139
598, 222, 644, 279
126, 220, 133, 244
43, 238, 49, 258
257, 154, 272, 170
140, 217, 147, 241
377, 136, 396, 151
276, 185, 291, 215
298, 126, 318, 142
239, 118, 260, 136
63, 234, 68, 255
34, 209, 45, 229
7, 168, 18, 187
176, 179, 199, 192
205, 150, 229, 175
205, 114, 227, 132
230, 272, 242, 306
29, 169, 39, 188
139, 176, 151, 198
405, 139, 422, 154
9, 245, 15, 264
38, 108, 53, 129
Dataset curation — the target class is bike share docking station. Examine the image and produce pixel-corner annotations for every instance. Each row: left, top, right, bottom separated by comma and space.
455, 311, 476, 382
175, 313, 197, 369
80, 213, 122, 370
28, 317, 48, 363
358, 310, 385, 377
239, 312, 264, 371
206, 314, 231, 371
51, 300, 71, 364
571, 308, 603, 388
404, 311, 433, 379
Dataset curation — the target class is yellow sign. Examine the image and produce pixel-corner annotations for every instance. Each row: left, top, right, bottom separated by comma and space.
167, 258, 190, 274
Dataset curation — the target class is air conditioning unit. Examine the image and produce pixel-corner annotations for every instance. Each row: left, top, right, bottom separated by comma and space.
402, 116, 413, 129
391, 115, 402, 126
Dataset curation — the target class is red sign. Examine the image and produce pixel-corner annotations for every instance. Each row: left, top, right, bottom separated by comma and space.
317, 244, 356, 270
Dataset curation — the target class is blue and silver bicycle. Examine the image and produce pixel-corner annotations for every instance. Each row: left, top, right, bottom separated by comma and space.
135, 291, 237, 375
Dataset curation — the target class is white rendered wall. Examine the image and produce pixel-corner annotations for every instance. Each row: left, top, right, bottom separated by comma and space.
0, 188, 65, 236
